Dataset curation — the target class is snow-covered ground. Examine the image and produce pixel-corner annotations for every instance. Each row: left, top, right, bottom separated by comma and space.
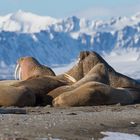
104, 50, 140, 79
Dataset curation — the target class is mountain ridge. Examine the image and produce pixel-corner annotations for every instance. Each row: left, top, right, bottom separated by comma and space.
0, 11, 140, 68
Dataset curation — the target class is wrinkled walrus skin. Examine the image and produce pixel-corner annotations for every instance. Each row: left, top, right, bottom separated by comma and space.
65, 51, 140, 89
53, 82, 140, 107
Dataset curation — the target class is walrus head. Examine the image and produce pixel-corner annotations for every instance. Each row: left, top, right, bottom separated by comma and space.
66, 51, 114, 81
70, 51, 140, 89
15, 57, 55, 80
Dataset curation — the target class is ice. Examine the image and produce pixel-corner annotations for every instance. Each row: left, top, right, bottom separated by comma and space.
101, 131, 140, 140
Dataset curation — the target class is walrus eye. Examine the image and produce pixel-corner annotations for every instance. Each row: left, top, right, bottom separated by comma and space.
14, 64, 21, 80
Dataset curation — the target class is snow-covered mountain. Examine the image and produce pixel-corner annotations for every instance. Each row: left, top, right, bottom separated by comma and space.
0, 10, 58, 33
1, 10, 140, 79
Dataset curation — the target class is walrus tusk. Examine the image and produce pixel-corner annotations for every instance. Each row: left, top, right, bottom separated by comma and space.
14, 64, 21, 80
18, 66, 21, 80
14, 64, 19, 80
64, 73, 77, 83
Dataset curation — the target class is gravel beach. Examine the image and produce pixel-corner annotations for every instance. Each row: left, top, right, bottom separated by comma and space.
0, 104, 140, 140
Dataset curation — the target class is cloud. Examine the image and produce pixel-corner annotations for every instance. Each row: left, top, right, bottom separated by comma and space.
75, 4, 140, 19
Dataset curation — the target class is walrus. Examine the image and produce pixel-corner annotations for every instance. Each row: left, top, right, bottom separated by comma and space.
11, 52, 140, 107
12, 75, 68, 105
15, 56, 56, 80
53, 81, 140, 107
0, 75, 67, 106
0, 80, 36, 107
65, 51, 140, 89
48, 63, 109, 99
0, 85, 35, 107
15, 56, 77, 84
15, 52, 140, 89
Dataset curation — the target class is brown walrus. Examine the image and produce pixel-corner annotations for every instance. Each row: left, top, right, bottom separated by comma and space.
12, 75, 67, 105
65, 51, 140, 89
48, 63, 109, 99
0, 85, 35, 107
11, 52, 140, 107
15, 52, 140, 89
53, 81, 140, 107
0, 80, 36, 107
15, 56, 56, 80
0, 75, 67, 106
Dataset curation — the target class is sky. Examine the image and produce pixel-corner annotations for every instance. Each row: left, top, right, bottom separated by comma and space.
0, 0, 140, 19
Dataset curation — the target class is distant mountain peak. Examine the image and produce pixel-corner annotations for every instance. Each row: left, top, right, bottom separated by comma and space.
0, 10, 58, 33
0, 11, 140, 33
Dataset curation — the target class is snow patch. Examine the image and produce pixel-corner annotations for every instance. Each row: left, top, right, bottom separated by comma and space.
101, 131, 140, 140
31, 34, 38, 42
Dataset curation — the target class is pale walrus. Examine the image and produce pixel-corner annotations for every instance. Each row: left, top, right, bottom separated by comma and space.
65, 51, 140, 89
15, 56, 77, 84
53, 81, 140, 107
48, 63, 109, 99
15, 56, 56, 80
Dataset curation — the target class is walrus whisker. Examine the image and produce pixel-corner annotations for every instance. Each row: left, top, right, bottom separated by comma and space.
64, 73, 77, 83
14, 64, 20, 80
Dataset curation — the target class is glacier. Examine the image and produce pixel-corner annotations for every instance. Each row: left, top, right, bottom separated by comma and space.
0, 10, 140, 79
